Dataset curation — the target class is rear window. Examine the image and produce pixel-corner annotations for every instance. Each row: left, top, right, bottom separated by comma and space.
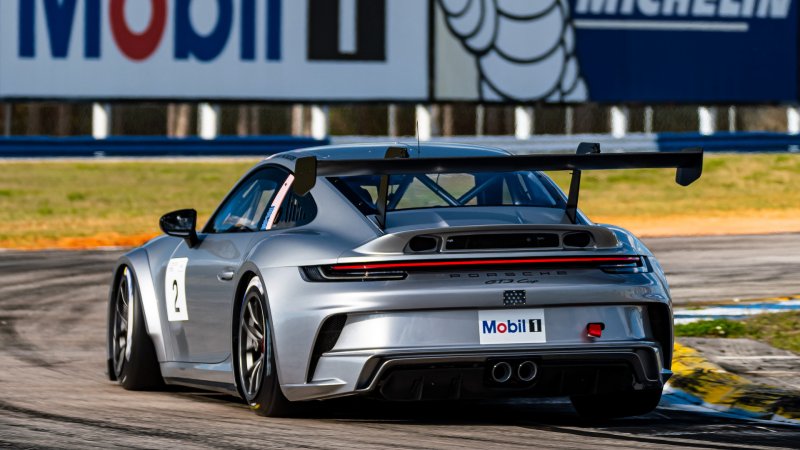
329, 172, 564, 215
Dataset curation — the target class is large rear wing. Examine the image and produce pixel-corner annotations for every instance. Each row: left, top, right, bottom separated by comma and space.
293, 144, 703, 227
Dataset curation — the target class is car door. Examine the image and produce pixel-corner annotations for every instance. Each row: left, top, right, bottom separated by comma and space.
165, 166, 291, 364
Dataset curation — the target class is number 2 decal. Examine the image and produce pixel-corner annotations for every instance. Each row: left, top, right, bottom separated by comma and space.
165, 258, 189, 321
172, 280, 180, 313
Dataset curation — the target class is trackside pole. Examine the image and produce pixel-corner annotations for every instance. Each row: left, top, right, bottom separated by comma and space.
388, 104, 398, 137
3, 103, 11, 136
698, 106, 717, 136
249, 106, 261, 136
565, 106, 574, 135
644, 106, 654, 134
610, 105, 629, 138
198, 103, 220, 140
92, 103, 111, 140
728, 106, 737, 132
415, 105, 433, 141
475, 105, 485, 137
237, 105, 250, 136
787, 107, 800, 135
310, 105, 329, 140
514, 106, 534, 140
291, 105, 305, 136
167, 103, 191, 138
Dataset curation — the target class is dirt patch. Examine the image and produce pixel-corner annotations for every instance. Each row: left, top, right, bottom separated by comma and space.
3, 213, 800, 250
594, 211, 800, 238
0, 232, 158, 250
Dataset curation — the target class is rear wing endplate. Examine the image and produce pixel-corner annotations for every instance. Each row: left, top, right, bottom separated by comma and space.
293, 144, 703, 227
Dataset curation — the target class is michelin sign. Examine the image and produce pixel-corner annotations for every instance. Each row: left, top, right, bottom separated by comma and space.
0, 0, 795, 103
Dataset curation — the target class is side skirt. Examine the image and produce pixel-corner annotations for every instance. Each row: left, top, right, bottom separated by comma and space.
160, 357, 240, 397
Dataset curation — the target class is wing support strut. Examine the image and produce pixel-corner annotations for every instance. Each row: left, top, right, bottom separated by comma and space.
565, 142, 601, 224
375, 147, 410, 229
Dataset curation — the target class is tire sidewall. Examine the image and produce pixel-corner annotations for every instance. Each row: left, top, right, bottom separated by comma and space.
109, 267, 137, 383
108, 265, 163, 390
234, 275, 290, 416
237, 277, 267, 403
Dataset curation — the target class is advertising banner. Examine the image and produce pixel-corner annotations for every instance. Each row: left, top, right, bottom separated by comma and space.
0, 0, 428, 101
0, 0, 796, 103
434, 0, 798, 103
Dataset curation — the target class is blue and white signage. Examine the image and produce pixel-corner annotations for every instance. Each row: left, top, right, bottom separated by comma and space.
434, 0, 798, 103
0, 0, 427, 100
0, 0, 796, 102
478, 309, 547, 345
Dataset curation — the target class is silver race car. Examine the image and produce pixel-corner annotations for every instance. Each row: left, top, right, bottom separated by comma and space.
107, 143, 703, 418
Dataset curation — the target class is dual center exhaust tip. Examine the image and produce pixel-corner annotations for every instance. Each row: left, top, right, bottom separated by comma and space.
490, 360, 538, 383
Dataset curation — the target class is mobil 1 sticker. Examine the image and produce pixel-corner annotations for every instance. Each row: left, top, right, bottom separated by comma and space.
478, 309, 546, 345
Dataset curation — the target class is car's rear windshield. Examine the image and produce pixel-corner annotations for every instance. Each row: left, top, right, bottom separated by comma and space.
329, 172, 565, 215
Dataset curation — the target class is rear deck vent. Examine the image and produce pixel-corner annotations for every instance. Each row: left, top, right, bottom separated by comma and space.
563, 231, 592, 248
445, 233, 560, 251
408, 235, 439, 253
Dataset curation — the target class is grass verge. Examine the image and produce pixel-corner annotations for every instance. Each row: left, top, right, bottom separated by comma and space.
0, 153, 799, 248
0, 160, 256, 248
675, 311, 800, 354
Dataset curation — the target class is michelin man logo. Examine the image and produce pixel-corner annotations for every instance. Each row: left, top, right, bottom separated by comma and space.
438, 0, 588, 102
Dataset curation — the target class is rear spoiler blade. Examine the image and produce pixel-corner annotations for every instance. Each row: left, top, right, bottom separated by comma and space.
293, 145, 703, 225
294, 148, 703, 193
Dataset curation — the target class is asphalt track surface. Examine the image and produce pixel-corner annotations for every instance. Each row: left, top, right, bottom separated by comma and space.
1, 234, 799, 449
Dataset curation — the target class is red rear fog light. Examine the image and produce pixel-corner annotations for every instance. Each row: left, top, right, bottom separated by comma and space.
587, 323, 605, 338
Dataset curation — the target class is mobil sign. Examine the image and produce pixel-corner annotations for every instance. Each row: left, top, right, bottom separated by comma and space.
17, 0, 283, 62
0, 0, 428, 100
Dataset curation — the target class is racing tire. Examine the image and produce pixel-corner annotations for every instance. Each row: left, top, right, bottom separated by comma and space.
235, 276, 293, 417
570, 388, 662, 419
108, 266, 164, 390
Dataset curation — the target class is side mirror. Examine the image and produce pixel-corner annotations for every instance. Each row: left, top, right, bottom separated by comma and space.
159, 209, 199, 248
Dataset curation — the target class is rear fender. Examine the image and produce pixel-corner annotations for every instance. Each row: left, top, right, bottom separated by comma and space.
113, 249, 170, 363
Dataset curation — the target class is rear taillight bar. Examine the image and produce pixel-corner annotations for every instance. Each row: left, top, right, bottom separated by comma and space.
302, 256, 649, 282
330, 256, 642, 272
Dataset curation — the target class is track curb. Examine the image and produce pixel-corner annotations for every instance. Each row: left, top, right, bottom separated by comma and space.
668, 342, 800, 424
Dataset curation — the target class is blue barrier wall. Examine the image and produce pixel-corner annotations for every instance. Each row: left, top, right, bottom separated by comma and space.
337, 133, 800, 154
0, 136, 329, 157
1, 133, 799, 157
656, 132, 800, 153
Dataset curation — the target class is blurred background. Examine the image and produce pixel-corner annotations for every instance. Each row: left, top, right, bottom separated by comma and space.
1, 0, 799, 247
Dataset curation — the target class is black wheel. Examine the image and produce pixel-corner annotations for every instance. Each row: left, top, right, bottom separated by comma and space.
235, 276, 292, 417
107, 266, 164, 390
571, 388, 662, 419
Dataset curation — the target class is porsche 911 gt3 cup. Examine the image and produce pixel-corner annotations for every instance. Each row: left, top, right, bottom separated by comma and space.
107, 142, 703, 418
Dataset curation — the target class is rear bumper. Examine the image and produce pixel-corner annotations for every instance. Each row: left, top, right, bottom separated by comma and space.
262, 266, 673, 401
281, 343, 669, 401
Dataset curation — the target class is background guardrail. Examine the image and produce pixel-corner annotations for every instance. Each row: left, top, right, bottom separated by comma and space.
0, 136, 329, 158
1, 132, 799, 158
335, 133, 800, 154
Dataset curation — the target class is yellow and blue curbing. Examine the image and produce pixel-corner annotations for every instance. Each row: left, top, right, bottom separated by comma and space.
674, 294, 800, 324
667, 342, 800, 424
